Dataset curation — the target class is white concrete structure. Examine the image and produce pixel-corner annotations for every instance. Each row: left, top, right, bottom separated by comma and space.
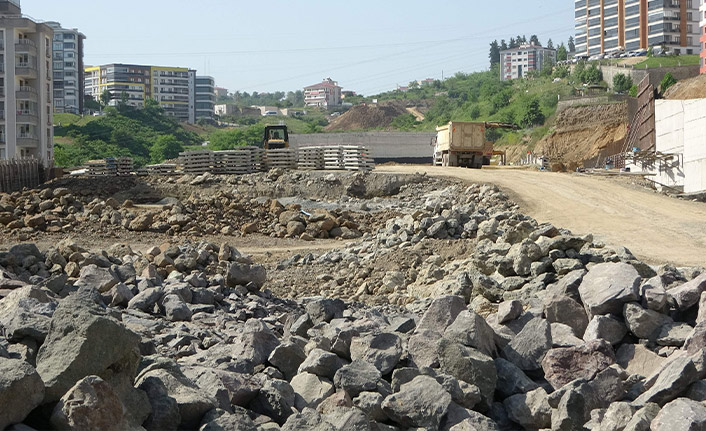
0, 0, 54, 167
631, 99, 706, 193
46, 21, 84, 114
500, 45, 556, 81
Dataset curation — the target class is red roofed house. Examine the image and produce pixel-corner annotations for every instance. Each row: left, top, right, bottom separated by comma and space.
304, 78, 342, 108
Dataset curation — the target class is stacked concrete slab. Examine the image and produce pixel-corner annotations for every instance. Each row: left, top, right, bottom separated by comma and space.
265, 149, 297, 170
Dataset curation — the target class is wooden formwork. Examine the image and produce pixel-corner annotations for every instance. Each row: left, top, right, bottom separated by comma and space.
0, 158, 41, 192
146, 163, 177, 175
179, 150, 214, 174
265, 148, 297, 170
297, 146, 326, 170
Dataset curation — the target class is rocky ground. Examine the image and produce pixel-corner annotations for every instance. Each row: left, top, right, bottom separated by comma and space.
1, 170, 706, 430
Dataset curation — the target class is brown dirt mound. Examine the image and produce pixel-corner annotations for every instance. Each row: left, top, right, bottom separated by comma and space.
535, 103, 627, 165
664, 73, 706, 100
326, 103, 409, 131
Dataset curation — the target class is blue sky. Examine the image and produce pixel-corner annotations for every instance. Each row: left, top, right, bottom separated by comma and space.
24, 0, 574, 96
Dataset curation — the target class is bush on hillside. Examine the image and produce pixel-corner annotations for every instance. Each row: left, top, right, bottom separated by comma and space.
613, 73, 633, 94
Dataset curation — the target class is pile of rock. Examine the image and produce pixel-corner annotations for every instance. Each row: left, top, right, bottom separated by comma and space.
2, 236, 706, 430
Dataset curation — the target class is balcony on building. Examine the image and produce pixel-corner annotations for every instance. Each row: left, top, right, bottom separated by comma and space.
16, 133, 38, 146
16, 109, 38, 124
15, 38, 37, 56
16, 85, 37, 101
15, 60, 38, 79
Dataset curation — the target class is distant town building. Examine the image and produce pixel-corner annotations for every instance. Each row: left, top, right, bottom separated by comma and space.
304, 78, 342, 108
214, 86, 228, 98
0, 0, 55, 166
84, 63, 200, 123
195, 75, 215, 121
45, 22, 84, 115
575, 1, 700, 56
215, 104, 237, 116
500, 45, 556, 81
417, 78, 436, 86
701, 0, 706, 73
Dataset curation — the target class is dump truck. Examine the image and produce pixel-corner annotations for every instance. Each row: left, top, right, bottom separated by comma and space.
432, 121, 517, 168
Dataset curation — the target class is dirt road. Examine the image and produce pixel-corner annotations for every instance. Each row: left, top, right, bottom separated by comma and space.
378, 165, 706, 267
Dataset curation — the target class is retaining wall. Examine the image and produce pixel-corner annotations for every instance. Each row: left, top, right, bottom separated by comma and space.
598, 64, 699, 89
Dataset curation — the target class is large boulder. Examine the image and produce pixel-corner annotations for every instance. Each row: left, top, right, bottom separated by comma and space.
231, 319, 280, 370
381, 375, 452, 429
444, 309, 497, 357
438, 339, 497, 407
633, 357, 698, 406
333, 360, 381, 398
578, 263, 640, 317
541, 340, 615, 389
349, 332, 402, 375
494, 358, 539, 399
0, 357, 45, 430
503, 387, 551, 430
668, 273, 706, 311
290, 372, 335, 410
416, 295, 467, 334
50, 376, 127, 431
248, 379, 295, 425
74, 264, 120, 293
0, 285, 57, 343
501, 317, 552, 371
226, 262, 267, 290
651, 398, 706, 431
35, 290, 142, 403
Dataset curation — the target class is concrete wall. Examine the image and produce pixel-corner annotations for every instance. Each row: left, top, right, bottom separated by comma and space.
683, 99, 706, 193
653, 100, 686, 189
290, 132, 435, 164
557, 96, 627, 112
599, 64, 699, 90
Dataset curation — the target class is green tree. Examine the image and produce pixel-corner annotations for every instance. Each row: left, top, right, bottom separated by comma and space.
489, 40, 501, 67
540, 58, 555, 77
469, 105, 481, 120
500, 39, 508, 51
84, 95, 101, 112
99, 90, 112, 109
547, 38, 554, 49
553, 64, 570, 79
509, 37, 517, 48
629, 85, 638, 97
613, 73, 633, 93
520, 98, 545, 128
150, 135, 184, 163
660, 72, 677, 93
568, 36, 575, 53
557, 43, 568, 61
530, 35, 540, 46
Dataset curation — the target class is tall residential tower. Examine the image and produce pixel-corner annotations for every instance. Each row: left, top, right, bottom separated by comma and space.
0, 0, 54, 166
45, 21, 84, 115
575, 0, 700, 56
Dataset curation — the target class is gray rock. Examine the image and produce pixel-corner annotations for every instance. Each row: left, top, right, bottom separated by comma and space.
322, 406, 371, 430
353, 391, 388, 422
496, 300, 523, 324
0, 286, 57, 343
438, 339, 496, 407
269, 342, 307, 381
633, 357, 698, 406
381, 375, 452, 429
615, 344, 666, 378
442, 402, 500, 431
36, 291, 141, 403
651, 398, 706, 431
75, 264, 119, 293
136, 374, 181, 431
231, 319, 280, 369
226, 262, 267, 290
0, 357, 45, 431
249, 379, 295, 425
159, 294, 192, 322
592, 402, 636, 431
583, 315, 628, 346
199, 408, 258, 431
578, 263, 641, 318
623, 403, 660, 431
127, 286, 164, 312
544, 294, 589, 337
298, 348, 346, 380
503, 387, 551, 430
290, 372, 334, 410
50, 375, 127, 431
640, 276, 668, 311
349, 332, 402, 375
281, 408, 334, 431
494, 358, 539, 399
333, 359, 381, 398
668, 273, 706, 311
407, 329, 441, 368
624, 302, 671, 340
685, 380, 706, 401
551, 381, 601, 431
656, 322, 693, 346
305, 298, 346, 324
551, 269, 587, 301
416, 295, 467, 334
551, 323, 585, 347
501, 317, 552, 371
553, 258, 584, 275
136, 360, 217, 430
444, 309, 497, 357
541, 340, 615, 389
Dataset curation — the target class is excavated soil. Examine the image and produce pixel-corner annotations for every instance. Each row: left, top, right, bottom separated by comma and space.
535, 103, 627, 165
664, 73, 706, 100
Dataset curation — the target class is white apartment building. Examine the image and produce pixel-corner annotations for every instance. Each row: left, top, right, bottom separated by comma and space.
85, 63, 198, 123
0, 0, 54, 167
304, 78, 342, 108
45, 21, 84, 115
575, 0, 700, 56
194, 75, 215, 121
500, 45, 556, 81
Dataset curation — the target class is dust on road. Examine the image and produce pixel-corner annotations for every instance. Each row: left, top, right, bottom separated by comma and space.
378, 165, 706, 267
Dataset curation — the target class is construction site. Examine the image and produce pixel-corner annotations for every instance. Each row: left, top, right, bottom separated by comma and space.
5, 59, 706, 431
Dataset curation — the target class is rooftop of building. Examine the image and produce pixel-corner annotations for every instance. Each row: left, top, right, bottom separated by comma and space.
500, 44, 556, 53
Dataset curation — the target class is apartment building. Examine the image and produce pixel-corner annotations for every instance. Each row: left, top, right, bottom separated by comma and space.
0, 0, 54, 167
304, 78, 342, 108
194, 75, 215, 121
575, 0, 700, 56
45, 22, 84, 115
700, 0, 706, 73
85, 63, 198, 123
500, 45, 557, 81
214, 86, 228, 98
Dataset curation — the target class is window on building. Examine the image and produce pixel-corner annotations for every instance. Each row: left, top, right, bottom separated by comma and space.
63, 42, 75, 49
52, 42, 63, 51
